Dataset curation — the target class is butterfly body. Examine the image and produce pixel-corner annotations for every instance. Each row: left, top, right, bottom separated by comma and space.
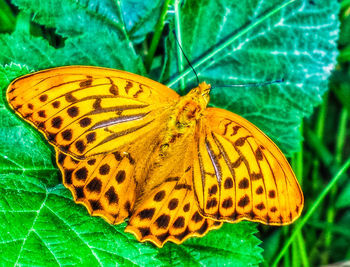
6, 66, 303, 247
160, 81, 210, 157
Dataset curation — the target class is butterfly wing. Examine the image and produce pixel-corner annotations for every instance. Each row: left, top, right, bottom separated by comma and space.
55, 109, 173, 225
56, 149, 136, 224
124, 130, 222, 247
125, 166, 222, 247
193, 107, 303, 225
7, 66, 179, 159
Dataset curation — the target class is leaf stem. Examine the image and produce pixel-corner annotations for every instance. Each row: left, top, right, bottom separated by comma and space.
145, 0, 172, 71
166, 0, 297, 87
311, 93, 328, 195
297, 230, 309, 267
272, 157, 350, 267
174, 0, 186, 92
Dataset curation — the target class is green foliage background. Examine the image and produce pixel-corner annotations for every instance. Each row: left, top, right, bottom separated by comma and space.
0, 0, 349, 266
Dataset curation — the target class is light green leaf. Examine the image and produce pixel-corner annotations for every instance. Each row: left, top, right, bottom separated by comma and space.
157, 222, 262, 266
121, 0, 164, 43
0, 174, 162, 266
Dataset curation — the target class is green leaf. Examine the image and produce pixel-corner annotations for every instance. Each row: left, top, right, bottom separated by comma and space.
261, 228, 282, 264
121, 0, 164, 43
12, 0, 126, 38
0, 0, 145, 73
336, 180, 350, 209
164, 0, 339, 155
0, 64, 59, 187
0, 0, 16, 32
0, 0, 340, 266
0, 29, 144, 73
0, 174, 162, 266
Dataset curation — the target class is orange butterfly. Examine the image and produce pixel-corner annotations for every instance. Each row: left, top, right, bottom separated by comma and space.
6, 66, 303, 247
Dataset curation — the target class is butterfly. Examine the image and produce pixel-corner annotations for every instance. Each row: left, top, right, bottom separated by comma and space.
6, 66, 303, 247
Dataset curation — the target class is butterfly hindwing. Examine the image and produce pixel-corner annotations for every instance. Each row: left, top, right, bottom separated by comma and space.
56, 149, 137, 224
193, 107, 303, 225
126, 167, 222, 247
7, 66, 179, 159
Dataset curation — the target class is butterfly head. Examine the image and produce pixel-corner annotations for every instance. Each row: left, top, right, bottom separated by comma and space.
170, 82, 211, 129
191, 81, 211, 105
179, 81, 211, 119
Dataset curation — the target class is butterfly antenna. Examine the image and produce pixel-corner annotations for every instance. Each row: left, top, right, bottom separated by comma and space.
211, 79, 284, 89
172, 30, 200, 85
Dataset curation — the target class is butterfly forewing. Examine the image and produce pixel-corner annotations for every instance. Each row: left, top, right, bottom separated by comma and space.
193, 107, 303, 225
7, 66, 179, 159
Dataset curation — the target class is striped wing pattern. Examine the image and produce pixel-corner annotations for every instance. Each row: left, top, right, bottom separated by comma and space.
7, 66, 179, 159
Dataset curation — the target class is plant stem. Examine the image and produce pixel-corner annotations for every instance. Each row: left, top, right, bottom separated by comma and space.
145, 0, 172, 71
174, 0, 185, 92
312, 93, 328, 196
283, 227, 291, 267
291, 123, 309, 267
297, 230, 309, 267
272, 157, 350, 267
323, 107, 348, 264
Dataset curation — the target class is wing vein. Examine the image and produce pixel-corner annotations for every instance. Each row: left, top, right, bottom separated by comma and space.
197, 140, 206, 208
211, 132, 237, 218
246, 138, 267, 218
90, 113, 150, 130
93, 119, 155, 149
205, 137, 222, 185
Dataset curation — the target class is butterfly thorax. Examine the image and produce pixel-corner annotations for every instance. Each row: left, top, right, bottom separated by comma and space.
160, 82, 211, 157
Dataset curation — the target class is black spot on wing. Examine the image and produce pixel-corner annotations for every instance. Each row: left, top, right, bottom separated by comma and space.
138, 208, 155, 220
238, 195, 250, 208
104, 187, 119, 204
86, 177, 102, 193
155, 214, 170, 229
75, 167, 88, 181
173, 217, 185, 228
115, 170, 126, 184
89, 200, 102, 210
99, 164, 110, 175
